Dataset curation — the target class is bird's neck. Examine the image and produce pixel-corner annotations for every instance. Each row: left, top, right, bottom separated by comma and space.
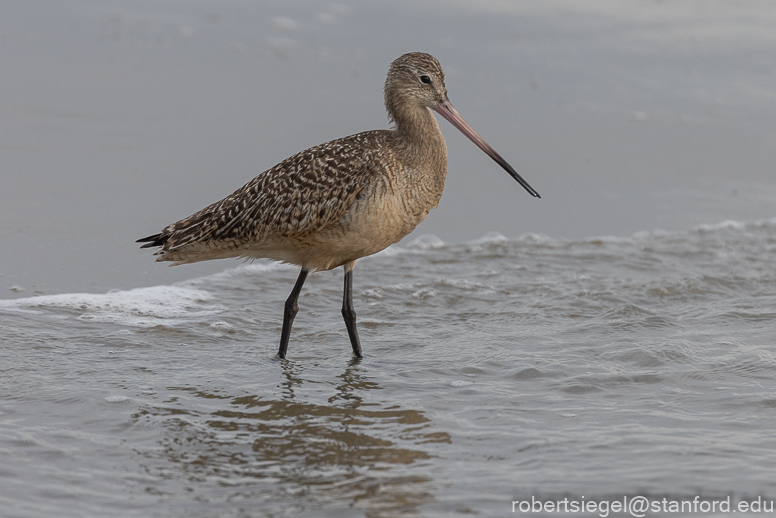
391, 105, 447, 167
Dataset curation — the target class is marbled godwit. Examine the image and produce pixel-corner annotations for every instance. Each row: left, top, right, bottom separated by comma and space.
137, 52, 540, 359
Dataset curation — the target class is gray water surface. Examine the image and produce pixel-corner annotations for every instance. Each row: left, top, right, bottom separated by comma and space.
2, 1, 776, 516
3, 223, 776, 516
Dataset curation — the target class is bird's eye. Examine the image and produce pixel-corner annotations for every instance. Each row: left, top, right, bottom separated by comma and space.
419, 75, 432, 84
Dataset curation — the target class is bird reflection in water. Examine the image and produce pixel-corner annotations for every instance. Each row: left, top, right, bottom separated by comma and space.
133, 361, 450, 513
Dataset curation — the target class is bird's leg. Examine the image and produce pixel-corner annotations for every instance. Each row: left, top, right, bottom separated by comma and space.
278, 269, 308, 359
341, 261, 363, 358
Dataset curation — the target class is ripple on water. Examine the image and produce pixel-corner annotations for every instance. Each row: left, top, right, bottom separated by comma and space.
4, 219, 776, 514
130, 386, 450, 512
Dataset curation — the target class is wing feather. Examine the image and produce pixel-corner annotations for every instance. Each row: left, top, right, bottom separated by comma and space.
140, 131, 389, 262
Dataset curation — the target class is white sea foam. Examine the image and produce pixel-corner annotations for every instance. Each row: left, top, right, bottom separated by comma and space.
684, 218, 776, 235
184, 261, 293, 286
631, 228, 670, 240
405, 234, 446, 250
468, 231, 508, 245
0, 285, 221, 327
515, 232, 555, 244
590, 218, 776, 245
693, 219, 748, 232
412, 287, 437, 299
361, 288, 385, 299
692, 218, 776, 234
209, 321, 235, 332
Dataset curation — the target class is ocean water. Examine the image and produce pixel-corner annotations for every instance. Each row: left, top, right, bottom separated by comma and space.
2, 219, 775, 517
3, 1, 776, 516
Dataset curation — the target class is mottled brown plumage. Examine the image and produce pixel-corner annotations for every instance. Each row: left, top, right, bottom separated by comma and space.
138, 52, 539, 359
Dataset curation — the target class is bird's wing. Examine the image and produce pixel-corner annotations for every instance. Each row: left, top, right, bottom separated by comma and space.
147, 131, 389, 256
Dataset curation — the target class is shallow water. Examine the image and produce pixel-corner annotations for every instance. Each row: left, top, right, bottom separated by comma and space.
2, 220, 776, 516
3, 1, 776, 515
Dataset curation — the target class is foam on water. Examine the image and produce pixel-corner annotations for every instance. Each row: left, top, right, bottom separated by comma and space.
693, 218, 776, 232
183, 261, 294, 286
467, 231, 509, 245
405, 234, 447, 250
0, 285, 221, 327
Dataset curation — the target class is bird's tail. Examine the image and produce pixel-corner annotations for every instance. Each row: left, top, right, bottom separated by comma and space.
136, 233, 168, 249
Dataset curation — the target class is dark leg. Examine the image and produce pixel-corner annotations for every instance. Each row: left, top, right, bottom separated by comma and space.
278, 269, 308, 359
341, 261, 363, 358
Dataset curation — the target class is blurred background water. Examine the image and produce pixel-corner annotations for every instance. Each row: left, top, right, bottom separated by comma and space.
1, 1, 776, 516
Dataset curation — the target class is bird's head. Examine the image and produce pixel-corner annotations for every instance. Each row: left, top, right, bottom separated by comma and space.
385, 52, 448, 119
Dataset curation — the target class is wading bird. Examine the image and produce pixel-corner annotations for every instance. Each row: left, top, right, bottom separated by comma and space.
137, 52, 540, 359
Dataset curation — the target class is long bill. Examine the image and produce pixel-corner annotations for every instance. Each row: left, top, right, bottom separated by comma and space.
433, 100, 540, 198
